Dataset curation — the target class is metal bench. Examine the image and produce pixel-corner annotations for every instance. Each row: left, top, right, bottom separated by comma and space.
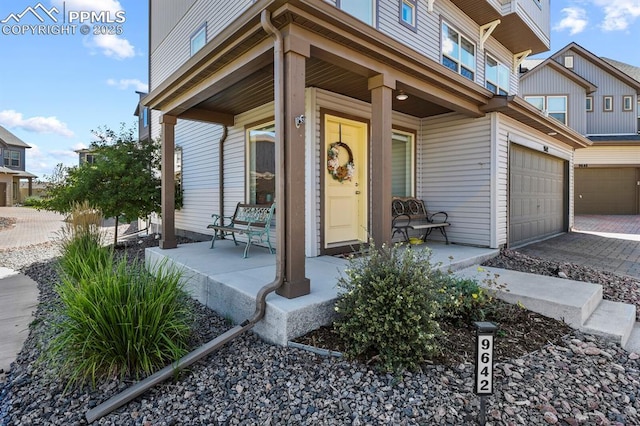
391, 197, 450, 244
207, 203, 275, 258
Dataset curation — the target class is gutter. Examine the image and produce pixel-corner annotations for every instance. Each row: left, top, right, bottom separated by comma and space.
85, 9, 286, 422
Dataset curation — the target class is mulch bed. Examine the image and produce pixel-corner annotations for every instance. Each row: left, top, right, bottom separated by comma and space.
293, 299, 573, 367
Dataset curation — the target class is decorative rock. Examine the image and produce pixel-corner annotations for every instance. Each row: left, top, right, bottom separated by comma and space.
543, 411, 558, 424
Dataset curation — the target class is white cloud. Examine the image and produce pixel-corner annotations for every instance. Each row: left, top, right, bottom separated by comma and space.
106, 78, 148, 92
26, 144, 80, 179
51, 0, 136, 60
554, 7, 589, 35
593, 0, 640, 31
0, 110, 74, 137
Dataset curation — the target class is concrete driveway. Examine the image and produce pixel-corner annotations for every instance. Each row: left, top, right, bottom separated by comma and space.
0, 206, 65, 250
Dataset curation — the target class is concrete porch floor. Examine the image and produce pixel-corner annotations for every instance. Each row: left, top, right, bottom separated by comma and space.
146, 240, 499, 345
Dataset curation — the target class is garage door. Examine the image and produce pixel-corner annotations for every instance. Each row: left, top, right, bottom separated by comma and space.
510, 145, 567, 246
575, 168, 639, 214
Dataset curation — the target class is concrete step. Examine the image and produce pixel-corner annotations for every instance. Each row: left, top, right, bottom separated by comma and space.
580, 300, 636, 347
623, 323, 640, 353
456, 266, 602, 328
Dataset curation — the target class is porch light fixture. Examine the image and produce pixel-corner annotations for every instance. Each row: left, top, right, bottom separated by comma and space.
547, 131, 557, 136
396, 90, 409, 101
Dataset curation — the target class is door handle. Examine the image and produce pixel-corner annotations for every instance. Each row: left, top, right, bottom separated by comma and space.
355, 191, 361, 194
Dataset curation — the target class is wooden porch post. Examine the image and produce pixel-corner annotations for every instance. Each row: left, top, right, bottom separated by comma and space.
368, 74, 394, 246
159, 114, 177, 249
277, 42, 311, 299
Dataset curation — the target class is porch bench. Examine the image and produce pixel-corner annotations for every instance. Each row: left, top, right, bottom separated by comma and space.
391, 197, 450, 244
207, 203, 275, 258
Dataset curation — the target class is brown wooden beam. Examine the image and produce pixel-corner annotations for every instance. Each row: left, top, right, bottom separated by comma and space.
159, 114, 177, 249
178, 108, 234, 126
277, 48, 310, 299
368, 75, 394, 246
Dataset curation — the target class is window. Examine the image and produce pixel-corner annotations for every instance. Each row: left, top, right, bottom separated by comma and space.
564, 55, 574, 69
623, 96, 633, 111
339, 0, 374, 25
485, 55, 509, 95
586, 96, 593, 112
247, 122, 276, 204
190, 23, 206, 56
441, 22, 475, 81
603, 96, 613, 112
400, 0, 416, 29
524, 95, 567, 124
3, 150, 19, 167
85, 154, 95, 164
143, 107, 149, 128
391, 130, 415, 197
547, 96, 567, 124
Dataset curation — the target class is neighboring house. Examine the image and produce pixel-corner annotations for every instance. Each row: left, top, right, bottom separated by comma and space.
75, 148, 97, 165
0, 125, 37, 206
520, 43, 640, 215
134, 90, 151, 142
145, 0, 590, 298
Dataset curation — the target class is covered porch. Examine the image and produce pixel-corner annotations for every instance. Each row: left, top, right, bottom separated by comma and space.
145, 240, 499, 345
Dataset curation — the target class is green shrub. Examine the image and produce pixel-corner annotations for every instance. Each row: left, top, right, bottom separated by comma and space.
23, 196, 43, 208
437, 275, 494, 323
334, 243, 443, 372
50, 259, 192, 387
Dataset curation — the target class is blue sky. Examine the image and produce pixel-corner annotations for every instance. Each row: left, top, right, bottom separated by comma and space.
0, 0, 638, 179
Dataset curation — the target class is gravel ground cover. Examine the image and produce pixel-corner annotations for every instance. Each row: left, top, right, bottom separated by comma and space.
1, 240, 640, 425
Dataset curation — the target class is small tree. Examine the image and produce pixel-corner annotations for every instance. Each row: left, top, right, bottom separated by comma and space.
42, 125, 163, 245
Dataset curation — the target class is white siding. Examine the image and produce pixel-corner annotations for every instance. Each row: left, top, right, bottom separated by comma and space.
421, 113, 493, 246
150, 0, 253, 90
174, 121, 222, 234
575, 146, 640, 165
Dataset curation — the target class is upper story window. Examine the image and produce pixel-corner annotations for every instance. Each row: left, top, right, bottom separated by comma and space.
143, 107, 149, 128
563, 55, 574, 69
623, 96, 633, 111
441, 22, 475, 81
400, 0, 416, 29
485, 55, 509, 95
603, 96, 613, 112
3, 150, 20, 167
524, 95, 567, 125
190, 23, 206, 56
85, 154, 96, 164
586, 96, 593, 112
339, 0, 374, 25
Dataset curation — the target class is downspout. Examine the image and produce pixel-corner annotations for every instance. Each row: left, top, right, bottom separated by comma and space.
85, 10, 285, 423
219, 125, 228, 223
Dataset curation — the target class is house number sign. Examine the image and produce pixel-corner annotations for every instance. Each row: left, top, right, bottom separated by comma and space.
474, 321, 498, 424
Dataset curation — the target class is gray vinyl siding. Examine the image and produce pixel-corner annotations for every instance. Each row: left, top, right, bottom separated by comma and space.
174, 121, 223, 234
554, 51, 637, 135
421, 113, 493, 247
519, 66, 587, 134
150, 0, 253, 90
150, 0, 197, 53
513, 0, 550, 49
575, 146, 640, 165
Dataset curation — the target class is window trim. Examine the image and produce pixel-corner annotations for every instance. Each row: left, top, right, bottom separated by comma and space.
524, 95, 568, 125
441, 20, 476, 81
603, 96, 613, 112
3, 149, 20, 167
245, 119, 276, 205
190, 23, 207, 57
485, 54, 510, 95
391, 127, 416, 198
623, 95, 633, 112
399, 0, 417, 31
563, 55, 574, 69
586, 96, 593, 112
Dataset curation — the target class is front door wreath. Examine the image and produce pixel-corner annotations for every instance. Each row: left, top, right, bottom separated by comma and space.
327, 142, 355, 183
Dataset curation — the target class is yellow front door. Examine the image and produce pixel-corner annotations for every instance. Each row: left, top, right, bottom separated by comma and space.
324, 114, 368, 248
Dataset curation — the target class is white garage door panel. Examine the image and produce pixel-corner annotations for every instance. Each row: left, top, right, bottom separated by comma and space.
510, 145, 566, 246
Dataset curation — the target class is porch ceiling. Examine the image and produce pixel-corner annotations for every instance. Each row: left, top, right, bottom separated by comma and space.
449, 0, 548, 54
194, 57, 451, 118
